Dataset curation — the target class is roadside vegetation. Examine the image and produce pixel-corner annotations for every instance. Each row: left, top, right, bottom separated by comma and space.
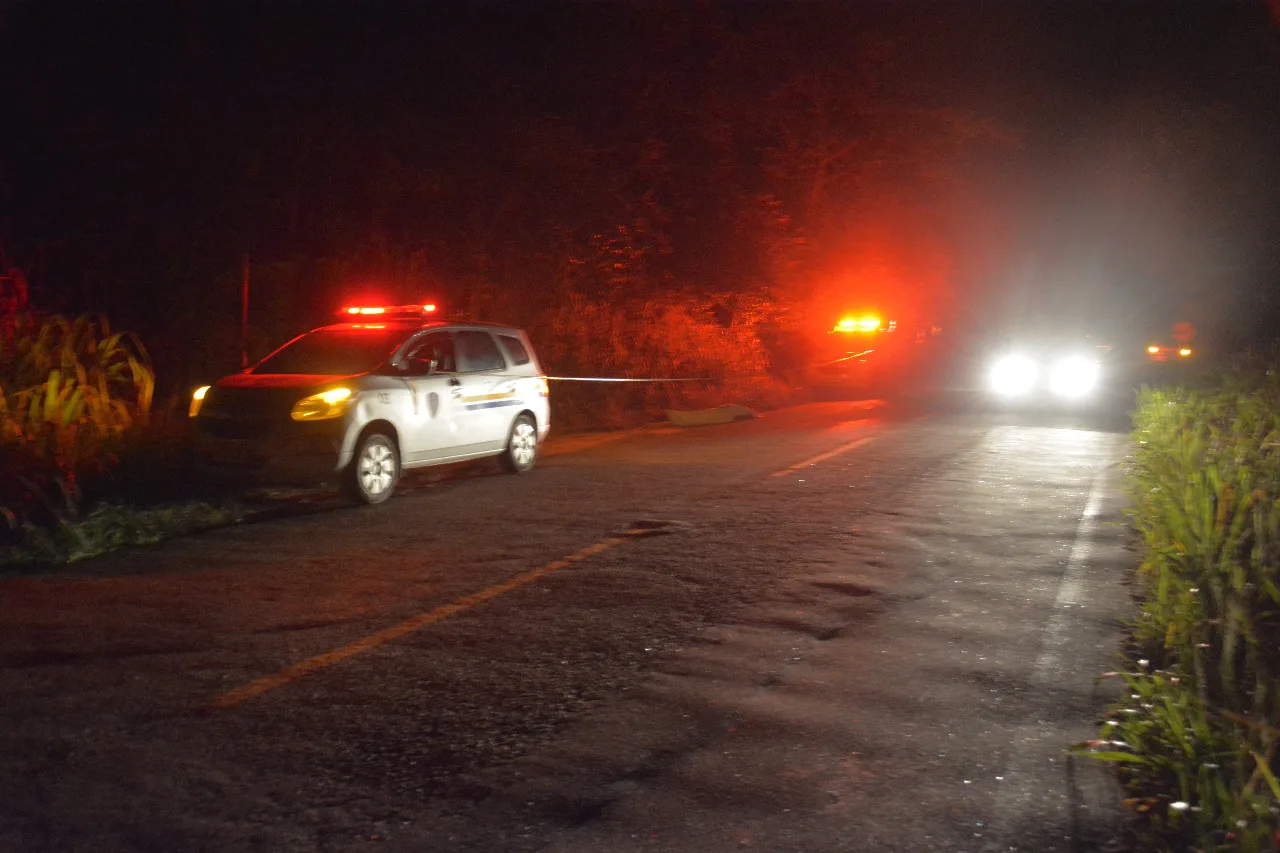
0, 268, 240, 569
457, 253, 801, 431
1077, 364, 1280, 851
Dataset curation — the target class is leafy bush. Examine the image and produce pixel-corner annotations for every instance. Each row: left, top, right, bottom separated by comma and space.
0, 275, 236, 564
530, 293, 797, 430
1077, 368, 1280, 851
0, 306, 155, 525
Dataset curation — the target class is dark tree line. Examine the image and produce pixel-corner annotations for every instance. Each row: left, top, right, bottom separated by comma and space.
0, 2, 1032, 398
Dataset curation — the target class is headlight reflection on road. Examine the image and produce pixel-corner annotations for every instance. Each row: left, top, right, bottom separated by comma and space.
989, 355, 1038, 396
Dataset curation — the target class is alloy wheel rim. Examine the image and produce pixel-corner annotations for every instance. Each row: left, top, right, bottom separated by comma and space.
512, 423, 536, 466
360, 443, 395, 496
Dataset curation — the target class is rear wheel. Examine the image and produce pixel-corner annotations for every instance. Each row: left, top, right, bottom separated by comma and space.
498, 414, 538, 474
343, 431, 400, 504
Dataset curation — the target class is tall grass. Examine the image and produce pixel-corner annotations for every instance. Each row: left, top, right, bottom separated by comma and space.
0, 297, 158, 536
1077, 369, 1280, 851
1, 303, 241, 565
1, 311, 154, 466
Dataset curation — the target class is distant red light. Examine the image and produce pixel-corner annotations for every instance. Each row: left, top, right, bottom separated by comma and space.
340, 303, 438, 318
834, 315, 882, 333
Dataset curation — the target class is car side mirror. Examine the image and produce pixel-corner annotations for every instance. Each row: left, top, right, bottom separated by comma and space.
399, 357, 436, 376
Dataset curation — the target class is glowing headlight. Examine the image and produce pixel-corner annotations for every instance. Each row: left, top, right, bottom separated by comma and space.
1049, 356, 1100, 397
189, 385, 211, 418
290, 387, 354, 421
989, 355, 1037, 396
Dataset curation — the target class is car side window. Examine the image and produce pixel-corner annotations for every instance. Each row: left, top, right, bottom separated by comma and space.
455, 330, 506, 372
497, 334, 531, 366
405, 332, 456, 373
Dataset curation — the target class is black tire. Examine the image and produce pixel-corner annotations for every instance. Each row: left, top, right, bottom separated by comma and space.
342, 431, 400, 504
498, 413, 538, 474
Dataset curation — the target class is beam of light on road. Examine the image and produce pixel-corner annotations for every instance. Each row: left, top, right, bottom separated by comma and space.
771, 435, 878, 477
205, 528, 658, 710
979, 451, 1115, 853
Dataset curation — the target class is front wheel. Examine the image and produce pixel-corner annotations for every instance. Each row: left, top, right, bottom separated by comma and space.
498, 414, 538, 474
343, 431, 400, 504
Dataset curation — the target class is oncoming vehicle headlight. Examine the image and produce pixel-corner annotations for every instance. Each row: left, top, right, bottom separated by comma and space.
189, 385, 211, 418
989, 355, 1037, 396
1049, 356, 1100, 397
290, 387, 354, 421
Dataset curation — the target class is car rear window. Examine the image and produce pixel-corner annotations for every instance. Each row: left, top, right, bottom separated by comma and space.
497, 334, 531, 366
455, 330, 506, 372
251, 328, 406, 375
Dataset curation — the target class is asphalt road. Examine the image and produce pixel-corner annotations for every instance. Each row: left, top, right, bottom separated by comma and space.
0, 398, 1135, 852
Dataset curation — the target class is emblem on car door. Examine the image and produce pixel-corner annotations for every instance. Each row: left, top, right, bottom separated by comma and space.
428, 392, 439, 418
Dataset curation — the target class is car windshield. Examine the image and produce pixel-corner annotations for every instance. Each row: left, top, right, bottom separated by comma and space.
251, 327, 407, 375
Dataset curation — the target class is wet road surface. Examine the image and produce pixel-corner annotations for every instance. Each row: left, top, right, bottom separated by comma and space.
0, 400, 1132, 851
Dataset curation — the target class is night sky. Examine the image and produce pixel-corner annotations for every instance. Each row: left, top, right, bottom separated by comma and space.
2, 1, 1278, 387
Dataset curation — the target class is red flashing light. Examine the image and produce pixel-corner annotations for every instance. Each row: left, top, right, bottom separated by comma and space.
339, 303, 440, 318
834, 315, 883, 333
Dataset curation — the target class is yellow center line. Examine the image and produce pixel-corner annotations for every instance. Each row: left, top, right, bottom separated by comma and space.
206, 531, 647, 710
770, 434, 878, 477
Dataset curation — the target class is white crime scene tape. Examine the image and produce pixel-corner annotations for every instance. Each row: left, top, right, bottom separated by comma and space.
543, 349, 875, 383
544, 376, 709, 382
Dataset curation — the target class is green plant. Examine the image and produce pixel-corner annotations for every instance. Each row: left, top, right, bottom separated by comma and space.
1074, 667, 1273, 850
1, 306, 156, 514
1079, 368, 1280, 850
0, 310, 154, 464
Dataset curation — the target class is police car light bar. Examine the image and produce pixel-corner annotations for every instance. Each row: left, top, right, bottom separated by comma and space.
834, 315, 883, 333
340, 304, 438, 317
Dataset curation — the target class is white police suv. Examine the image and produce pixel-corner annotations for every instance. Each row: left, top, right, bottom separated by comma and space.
190, 306, 551, 504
